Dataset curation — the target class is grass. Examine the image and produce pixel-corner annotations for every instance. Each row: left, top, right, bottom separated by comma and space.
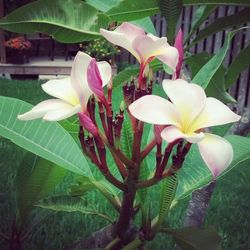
0, 78, 250, 249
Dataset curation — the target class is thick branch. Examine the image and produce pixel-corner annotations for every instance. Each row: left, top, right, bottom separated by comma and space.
183, 180, 216, 227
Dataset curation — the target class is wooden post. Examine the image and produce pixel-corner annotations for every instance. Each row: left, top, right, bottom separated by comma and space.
0, 0, 6, 63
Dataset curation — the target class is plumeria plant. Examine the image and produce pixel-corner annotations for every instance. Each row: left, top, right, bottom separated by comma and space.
14, 22, 240, 249
0, 0, 250, 249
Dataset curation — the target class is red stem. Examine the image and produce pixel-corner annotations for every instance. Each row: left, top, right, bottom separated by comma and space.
141, 138, 157, 160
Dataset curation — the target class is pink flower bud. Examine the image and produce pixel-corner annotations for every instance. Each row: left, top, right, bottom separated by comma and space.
78, 112, 98, 136
87, 58, 107, 105
174, 29, 184, 79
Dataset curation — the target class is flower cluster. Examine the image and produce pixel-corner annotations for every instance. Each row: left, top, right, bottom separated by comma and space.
18, 22, 240, 181
5, 36, 31, 51
84, 38, 120, 63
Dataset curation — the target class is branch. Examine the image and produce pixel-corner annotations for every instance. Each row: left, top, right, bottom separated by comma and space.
183, 180, 216, 227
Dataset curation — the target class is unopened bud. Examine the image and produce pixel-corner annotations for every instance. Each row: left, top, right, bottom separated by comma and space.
78, 112, 98, 136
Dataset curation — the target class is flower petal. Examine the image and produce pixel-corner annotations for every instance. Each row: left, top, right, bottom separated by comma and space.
132, 34, 178, 70
197, 133, 233, 178
129, 95, 181, 126
42, 77, 79, 106
100, 22, 144, 62
97, 61, 112, 87
43, 104, 81, 121
161, 125, 204, 143
189, 97, 241, 131
70, 51, 93, 108
162, 79, 206, 131
18, 99, 74, 120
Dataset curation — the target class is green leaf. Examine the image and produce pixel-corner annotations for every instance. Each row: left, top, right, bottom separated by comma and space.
225, 44, 250, 88
175, 135, 250, 201
158, 0, 183, 44
210, 123, 233, 137
131, 17, 157, 35
86, 0, 122, 12
106, 0, 250, 23
205, 66, 237, 104
120, 113, 133, 158
113, 65, 139, 88
36, 195, 113, 223
186, 52, 236, 103
16, 154, 67, 230
70, 177, 121, 211
106, 0, 159, 21
0, 96, 93, 177
154, 175, 178, 231
113, 60, 163, 89
0, 0, 110, 43
185, 5, 217, 43
183, 0, 250, 5
162, 226, 221, 250
188, 8, 250, 47
192, 29, 241, 89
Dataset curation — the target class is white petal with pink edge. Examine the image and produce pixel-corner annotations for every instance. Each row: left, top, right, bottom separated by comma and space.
161, 125, 204, 143
100, 24, 141, 62
43, 104, 81, 121
97, 61, 112, 87
18, 99, 76, 121
70, 51, 93, 108
162, 79, 206, 129
42, 77, 79, 106
129, 95, 181, 126
189, 97, 241, 131
197, 133, 233, 178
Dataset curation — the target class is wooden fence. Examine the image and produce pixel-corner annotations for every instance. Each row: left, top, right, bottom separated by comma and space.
118, 6, 250, 114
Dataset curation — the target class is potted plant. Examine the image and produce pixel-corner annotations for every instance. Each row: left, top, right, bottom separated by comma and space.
83, 38, 120, 74
5, 36, 32, 64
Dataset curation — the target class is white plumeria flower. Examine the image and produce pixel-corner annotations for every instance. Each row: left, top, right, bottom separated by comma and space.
100, 22, 178, 72
18, 52, 111, 121
129, 79, 241, 177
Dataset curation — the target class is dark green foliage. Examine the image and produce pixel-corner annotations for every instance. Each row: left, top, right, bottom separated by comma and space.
158, 0, 183, 44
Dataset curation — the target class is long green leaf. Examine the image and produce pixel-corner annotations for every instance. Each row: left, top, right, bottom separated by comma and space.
86, 0, 122, 12
153, 175, 178, 232
120, 113, 133, 158
106, 0, 250, 22
192, 28, 240, 89
158, 0, 183, 44
106, 0, 159, 21
185, 5, 217, 43
189, 8, 250, 48
0, 0, 110, 43
0, 96, 93, 177
183, 0, 250, 6
131, 17, 157, 35
225, 44, 250, 88
186, 52, 236, 103
36, 195, 113, 223
162, 226, 221, 250
70, 177, 121, 210
16, 154, 67, 229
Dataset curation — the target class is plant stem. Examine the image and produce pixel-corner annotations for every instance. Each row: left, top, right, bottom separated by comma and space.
140, 138, 157, 160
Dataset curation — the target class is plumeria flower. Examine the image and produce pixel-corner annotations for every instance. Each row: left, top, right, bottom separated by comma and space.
100, 22, 178, 85
18, 52, 111, 130
129, 79, 241, 177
